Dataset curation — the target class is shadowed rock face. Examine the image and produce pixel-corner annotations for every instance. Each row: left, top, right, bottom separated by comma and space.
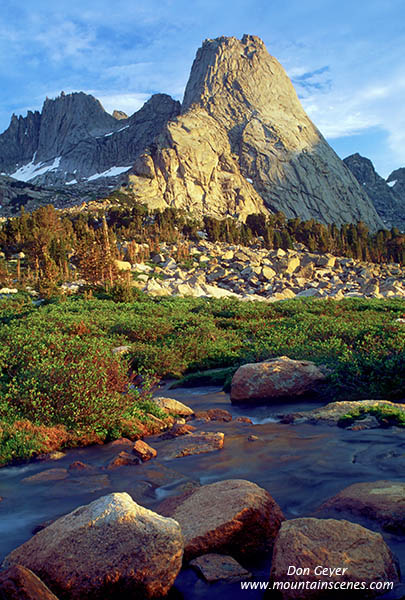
344, 153, 405, 231
128, 35, 383, 229
387, 166, 405, 221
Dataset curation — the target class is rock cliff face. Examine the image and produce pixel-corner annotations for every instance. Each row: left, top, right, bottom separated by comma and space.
387, 167, 405, 218
127, 35, 383, 228
344, 153, 405, 231
0, 92, 180, 188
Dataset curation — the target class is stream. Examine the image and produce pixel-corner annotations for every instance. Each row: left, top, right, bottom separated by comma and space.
1, 386, 405, 599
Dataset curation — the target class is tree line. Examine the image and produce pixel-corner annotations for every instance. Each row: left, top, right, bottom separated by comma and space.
0, 198, 403, 297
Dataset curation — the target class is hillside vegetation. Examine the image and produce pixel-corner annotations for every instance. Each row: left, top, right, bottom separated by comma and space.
0, 292, 404, 465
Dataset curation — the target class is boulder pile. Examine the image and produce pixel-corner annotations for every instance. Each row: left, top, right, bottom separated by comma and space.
124, 240, 405, 302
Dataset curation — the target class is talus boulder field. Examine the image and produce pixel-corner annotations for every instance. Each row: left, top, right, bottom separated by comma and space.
127, 35, 383, 229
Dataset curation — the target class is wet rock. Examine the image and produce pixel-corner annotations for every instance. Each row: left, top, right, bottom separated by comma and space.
348, 415, 380, 430
292, 399, 405, 426
317, 480, 405, 533
68, 461, 96, 473
190, 553, 252, 583
158, 479, 284, 561
22, 469, 69, 484
270, 518, 400, 599
32, 519, 57, 535
50, 475, 111, 496
0, 564, 59, 600
3, 492, 183, 600
106, 451, 140, 469
36, 451, 66, 462
140, 463, 190, 488
195, 409, 232, 422
160, 423, 197, 440
235, 417, 253, 424
160, 432, 224, 460
231, 356, 327, 403
132, 440, 157, 462
107, 437, 133, 448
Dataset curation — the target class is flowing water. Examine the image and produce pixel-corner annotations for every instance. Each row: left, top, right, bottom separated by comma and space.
1, 386, 404, 599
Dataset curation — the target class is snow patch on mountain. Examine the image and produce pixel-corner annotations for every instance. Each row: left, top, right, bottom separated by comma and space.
10, 156, 61, 182
86, 165, 132, 181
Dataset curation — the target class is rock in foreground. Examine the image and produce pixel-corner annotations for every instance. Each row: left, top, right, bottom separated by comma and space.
0, 565, 59, 600
231, 356, 327, 403
317, 480, 405, 533
3, 492, 183, 599
158, 479, 284, 561
270, 518, 400, 599
160, 431, 224, 459
190, 553, 252, 583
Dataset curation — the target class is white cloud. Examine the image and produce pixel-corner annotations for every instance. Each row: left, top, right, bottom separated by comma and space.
299, 71, 405, 170
93, 93, 151, 116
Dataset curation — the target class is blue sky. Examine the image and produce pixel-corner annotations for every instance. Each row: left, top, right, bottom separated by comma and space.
0, 0, 404, 177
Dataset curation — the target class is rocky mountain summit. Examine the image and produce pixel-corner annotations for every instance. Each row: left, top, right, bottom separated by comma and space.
128, 35, 382, 229
344, 153, 405, 231
0, 35, 387, 229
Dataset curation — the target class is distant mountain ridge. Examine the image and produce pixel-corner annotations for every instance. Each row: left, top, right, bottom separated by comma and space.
343, 153, 405, 231
0, 34, 397, 230
0, 92, 180, 188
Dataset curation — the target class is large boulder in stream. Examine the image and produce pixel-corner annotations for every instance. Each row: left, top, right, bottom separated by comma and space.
0, 565, 59, 600
2, 492, 183, 599
230, 356, 327, 403
270, 518, 400, 599
158, 479, 284, 561
288, 399, 405, 426
317, 480, 405, 533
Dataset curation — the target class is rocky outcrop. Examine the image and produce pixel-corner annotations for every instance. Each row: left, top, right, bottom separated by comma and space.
230, 356, 327, 403
127, 35, 383, 229
270, 518, 400, 599
344, 153, 405, 231
112, 110, 128, 120
3, 492, 183, 599
158, 479, 284, 561
127, 106, 267, 220
0, 565, 59, 600
317, 480, 405, 532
